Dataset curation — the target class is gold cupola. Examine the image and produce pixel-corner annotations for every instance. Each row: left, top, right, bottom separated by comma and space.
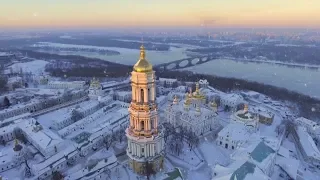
13, 138, 22, 152
184, 93, 191, 106
193, 82, 205, 100
244, 104, 249, 112
211, 101, 217, 108
133, 45, 153, 73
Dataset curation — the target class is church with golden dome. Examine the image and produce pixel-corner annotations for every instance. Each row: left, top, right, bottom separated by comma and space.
165, 82, 218, 136
126, 45, 165, 175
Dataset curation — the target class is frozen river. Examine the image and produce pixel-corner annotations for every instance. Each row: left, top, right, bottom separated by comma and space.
34, 42, 320, 99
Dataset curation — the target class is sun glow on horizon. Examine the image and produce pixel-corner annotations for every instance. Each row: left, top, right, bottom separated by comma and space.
1, 0, 319, 28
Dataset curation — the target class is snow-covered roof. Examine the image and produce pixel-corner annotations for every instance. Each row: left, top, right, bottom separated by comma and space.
221, 93, 244, 104
295, 117, 319, 127
296, 126, 320, 159
19, 119, 64, 153
218, 123, 251, 142
199, 79, 208, 84
65, 155, 117, 180
48, 80, 86, 85
241, 91, 260, 97
0, 112, 30, 126
234, 110, 256, 122
215, 160, 270, 180
116, 91, 131, 96
32, 144, 77, 175
156, 96, 167, 103
159, 78, 177, 82
277, 146, 290, 158
250, 106, 273, 119
250, 141, 275, 163
7, 76, 22, 83
275, 155, 300, 179
0, 123, 17, 136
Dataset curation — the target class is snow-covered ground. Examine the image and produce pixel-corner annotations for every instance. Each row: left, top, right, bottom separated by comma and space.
6, 60, 48, 75
199, 141, 231, 167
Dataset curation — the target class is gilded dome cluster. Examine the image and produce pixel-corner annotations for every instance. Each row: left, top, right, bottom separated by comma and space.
133, 45, 153, 73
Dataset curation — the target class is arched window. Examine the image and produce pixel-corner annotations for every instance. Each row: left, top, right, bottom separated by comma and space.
141, 89, 144, 103
141, 121, 145, 131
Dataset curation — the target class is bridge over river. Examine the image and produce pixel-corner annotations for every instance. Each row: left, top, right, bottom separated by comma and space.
154, 55, 220, 71
154, 55, 320, 71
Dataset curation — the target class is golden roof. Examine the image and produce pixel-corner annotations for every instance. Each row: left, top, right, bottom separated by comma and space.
13, 138, 22, 151
133, 45, 153, 73
90, 77, 100, 88
184, 93, 191, 106
193, 82, 205, 100
211, 101, 217, 107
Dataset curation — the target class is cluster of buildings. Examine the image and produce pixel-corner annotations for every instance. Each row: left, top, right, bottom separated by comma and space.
1, 45, 320, 180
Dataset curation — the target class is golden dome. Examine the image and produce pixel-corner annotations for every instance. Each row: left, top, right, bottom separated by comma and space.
133, 45, 153, 73
193, 83, 205, 100
184, 93, 191, 106
211, 101, 217, 107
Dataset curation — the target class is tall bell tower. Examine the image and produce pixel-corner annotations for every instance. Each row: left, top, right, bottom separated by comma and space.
126, 45, 165, 175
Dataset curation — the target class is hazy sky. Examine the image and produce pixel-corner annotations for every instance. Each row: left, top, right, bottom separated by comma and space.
1, 0, 319, 28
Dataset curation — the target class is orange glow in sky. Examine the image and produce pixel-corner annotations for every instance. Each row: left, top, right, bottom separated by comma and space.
1, 0, 319, 28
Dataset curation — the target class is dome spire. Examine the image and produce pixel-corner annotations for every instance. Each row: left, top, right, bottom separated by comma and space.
133, 44, 153, 73
140, 45, 146, 59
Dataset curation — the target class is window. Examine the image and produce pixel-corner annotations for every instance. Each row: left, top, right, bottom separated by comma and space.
141, 89, 144, 102
232, 146, 234, 150
141, 121, 145, 131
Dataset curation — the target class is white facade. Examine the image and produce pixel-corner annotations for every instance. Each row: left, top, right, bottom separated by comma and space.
88, 78, 102, 100
0, 89, 87, 121
0, 124, 16, 143
159, 78, 178, 87
291, 126, 320, 166
230, 105, 259, 133
217, 123, 250, 150
198, 79, 209, 88
165, 83, 217, 136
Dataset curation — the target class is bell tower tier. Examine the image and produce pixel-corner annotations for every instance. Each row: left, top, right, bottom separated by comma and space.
126, 45, 165, 175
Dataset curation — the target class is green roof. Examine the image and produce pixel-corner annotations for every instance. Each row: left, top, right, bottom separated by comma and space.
250, 141, 275, 163
164, 168, 183, 180
230, 161, 256, 180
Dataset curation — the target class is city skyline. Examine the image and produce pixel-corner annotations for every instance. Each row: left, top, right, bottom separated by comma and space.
1, 0, 320, 29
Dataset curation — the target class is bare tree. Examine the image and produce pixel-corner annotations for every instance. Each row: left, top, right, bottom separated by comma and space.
162, 122, 175, 143
3, 96, 10, 108
118, 126, 126, 143
52, 171, 64, 180
104, 134, 114, 150
105, 168, 111, 179
71, 110, 84, 122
